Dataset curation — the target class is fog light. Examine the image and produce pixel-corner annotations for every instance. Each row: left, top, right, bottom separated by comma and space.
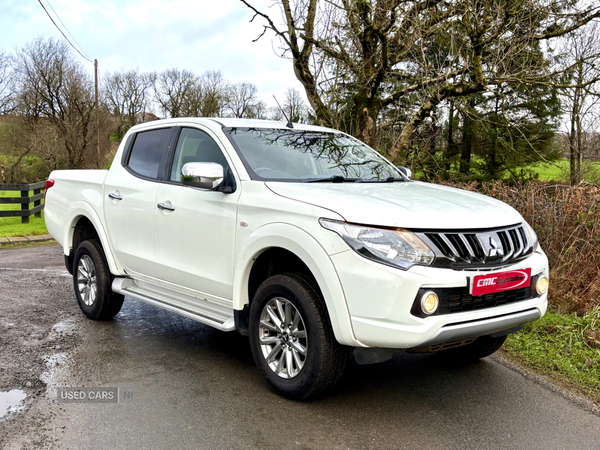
536, 276, 549, 295
421, 291, 439, 315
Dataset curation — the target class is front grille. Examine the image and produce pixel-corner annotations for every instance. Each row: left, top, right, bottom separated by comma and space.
411, 278, 538, 318
415, 223, 534, 269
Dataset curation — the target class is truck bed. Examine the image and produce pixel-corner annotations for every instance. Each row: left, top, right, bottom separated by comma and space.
44, 170, 109, 249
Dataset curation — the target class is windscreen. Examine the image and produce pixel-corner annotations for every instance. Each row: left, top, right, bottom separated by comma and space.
223, 127, 404, 182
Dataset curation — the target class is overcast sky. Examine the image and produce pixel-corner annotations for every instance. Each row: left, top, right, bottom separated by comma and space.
0, 0, 303, 106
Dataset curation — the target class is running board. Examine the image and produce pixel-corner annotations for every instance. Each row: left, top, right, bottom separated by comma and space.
112, 278, 235, 332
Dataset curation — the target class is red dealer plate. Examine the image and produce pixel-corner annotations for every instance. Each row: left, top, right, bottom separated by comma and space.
470, 268, 532, 296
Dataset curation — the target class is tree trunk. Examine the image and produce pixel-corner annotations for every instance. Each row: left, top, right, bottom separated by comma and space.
576, 113, 583, 182
460, 101, 476, 174
353, 88, 379, 147
445, 100, 457, 177
569, 86, 581, 185
388, 98, 438, 161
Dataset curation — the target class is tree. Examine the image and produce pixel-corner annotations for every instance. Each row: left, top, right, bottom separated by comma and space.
283, 87, 309, 123
199, 70, 228, 117
16, 37, 96, 169
226, 81, 259, 118
0, 50, 15, 114
249, 100, 270, 119
103, 69, 153, 139
153, 68, 203, 118
559, 23, 600, 185
240, 0, 600, 160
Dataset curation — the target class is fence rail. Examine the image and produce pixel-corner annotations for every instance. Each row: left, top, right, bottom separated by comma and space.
0, 181, 46, 224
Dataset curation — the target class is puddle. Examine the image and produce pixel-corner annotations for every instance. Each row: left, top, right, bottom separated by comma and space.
49, 318, 77, 339
40, 353, 71, 396
0, 389, 27, 419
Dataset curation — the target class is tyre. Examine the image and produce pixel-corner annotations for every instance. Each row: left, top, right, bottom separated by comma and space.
438, 335, 507, 362
248, 273, 346, 400
72, 239, 124, 320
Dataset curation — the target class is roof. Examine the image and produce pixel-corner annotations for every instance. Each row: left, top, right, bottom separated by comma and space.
128, 117, 340, 134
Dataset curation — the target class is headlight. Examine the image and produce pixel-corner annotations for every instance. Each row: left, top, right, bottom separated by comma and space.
319, 218, 435, 270
524, 222, 539, 251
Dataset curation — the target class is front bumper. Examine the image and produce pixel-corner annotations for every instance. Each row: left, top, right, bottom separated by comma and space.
330, 248, 549, 348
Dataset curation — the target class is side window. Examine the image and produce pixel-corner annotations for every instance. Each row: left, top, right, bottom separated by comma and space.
127, 128, 171, 179
170, 128, 229, 182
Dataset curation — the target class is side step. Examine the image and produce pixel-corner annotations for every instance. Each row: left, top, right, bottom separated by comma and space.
112, 278, 236, 332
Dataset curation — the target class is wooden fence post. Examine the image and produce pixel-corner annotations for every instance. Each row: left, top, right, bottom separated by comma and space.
21, 189, 29, 224
34, 188, 42, 218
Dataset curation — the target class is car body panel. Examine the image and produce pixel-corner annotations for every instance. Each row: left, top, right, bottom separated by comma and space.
44, 117, 548, 350
265, 181, 523, 230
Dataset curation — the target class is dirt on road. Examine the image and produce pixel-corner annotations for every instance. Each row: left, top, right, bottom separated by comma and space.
0, 243, 81, 448
2, 243, 600, 450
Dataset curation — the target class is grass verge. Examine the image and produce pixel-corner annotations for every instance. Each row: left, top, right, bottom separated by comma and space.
0, 190, 48, 237
503, 309, 600, 404
0, 213, 48, 237
0, 240, 56, 250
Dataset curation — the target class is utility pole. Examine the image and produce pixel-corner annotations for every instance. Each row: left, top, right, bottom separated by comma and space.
94, 59, 100, 168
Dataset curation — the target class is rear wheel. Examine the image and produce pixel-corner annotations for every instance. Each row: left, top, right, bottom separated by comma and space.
438, 335, 507, 361
73, 239, 124, 320
249, 273, 346, 400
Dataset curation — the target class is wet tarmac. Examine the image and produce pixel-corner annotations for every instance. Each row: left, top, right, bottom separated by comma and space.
1, 243, 600, 449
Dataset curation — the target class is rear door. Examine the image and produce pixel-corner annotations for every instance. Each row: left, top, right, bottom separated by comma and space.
104, 127, 175, 278
154, 126, 240, 303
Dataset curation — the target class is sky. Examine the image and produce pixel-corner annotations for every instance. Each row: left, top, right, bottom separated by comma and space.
0, 0, 304, 107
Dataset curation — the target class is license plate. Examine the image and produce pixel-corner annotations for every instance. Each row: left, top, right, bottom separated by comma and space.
470, 268, 532, 296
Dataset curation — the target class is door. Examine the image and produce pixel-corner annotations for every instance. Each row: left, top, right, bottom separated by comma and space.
155, 127, 240, 301
104, 127, 174, 278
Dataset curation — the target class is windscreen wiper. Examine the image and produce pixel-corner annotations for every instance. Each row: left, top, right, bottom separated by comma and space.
301, 175, 356, 183
354, 177, 407, 183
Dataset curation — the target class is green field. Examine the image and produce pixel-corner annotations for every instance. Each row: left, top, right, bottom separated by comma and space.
0, 189, 48, 237
414, 156, 600, 182
528, 159, 600, 182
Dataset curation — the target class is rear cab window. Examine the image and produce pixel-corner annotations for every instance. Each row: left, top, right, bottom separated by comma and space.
125, 128, 172, 179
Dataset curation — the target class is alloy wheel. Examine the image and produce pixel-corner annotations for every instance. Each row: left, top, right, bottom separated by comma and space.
77, 255, 97, 306
258, 297, 308, 379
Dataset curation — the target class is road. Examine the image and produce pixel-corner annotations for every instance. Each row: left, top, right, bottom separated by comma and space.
1, 243, 599, 450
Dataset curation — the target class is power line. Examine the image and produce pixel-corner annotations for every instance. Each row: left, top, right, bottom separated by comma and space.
44, 0, 91, 61
35, 0, 93, 63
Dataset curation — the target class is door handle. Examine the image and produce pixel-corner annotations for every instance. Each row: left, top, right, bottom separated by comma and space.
157, 203, 175, 212
108, 193, 123, 201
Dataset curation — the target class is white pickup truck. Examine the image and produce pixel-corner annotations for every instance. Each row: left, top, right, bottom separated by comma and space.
45, 118, 549, 399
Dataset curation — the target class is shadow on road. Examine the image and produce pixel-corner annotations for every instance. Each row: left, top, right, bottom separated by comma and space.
57, 297, 600, 450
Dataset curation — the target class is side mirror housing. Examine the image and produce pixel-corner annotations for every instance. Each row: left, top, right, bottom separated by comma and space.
396, 166, 412, 180
181, 162, 224, 190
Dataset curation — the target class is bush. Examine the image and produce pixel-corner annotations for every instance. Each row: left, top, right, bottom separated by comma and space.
446, 181, 600, 315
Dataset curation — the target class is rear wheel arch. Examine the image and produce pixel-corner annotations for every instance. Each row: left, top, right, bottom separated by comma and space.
63, 203, 121, 276
65, 216, 100, 274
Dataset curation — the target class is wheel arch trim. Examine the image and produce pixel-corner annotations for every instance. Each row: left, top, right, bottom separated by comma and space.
63, 201, 122, 275
233, 222, 362, 347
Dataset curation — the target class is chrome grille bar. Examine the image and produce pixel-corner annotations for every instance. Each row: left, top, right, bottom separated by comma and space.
417, 223, 533, 269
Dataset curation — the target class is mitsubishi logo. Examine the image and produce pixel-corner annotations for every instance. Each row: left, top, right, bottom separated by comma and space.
488, 237, 504, 258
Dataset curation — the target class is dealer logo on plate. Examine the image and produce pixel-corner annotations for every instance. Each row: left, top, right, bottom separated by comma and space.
471, 268, 531, 296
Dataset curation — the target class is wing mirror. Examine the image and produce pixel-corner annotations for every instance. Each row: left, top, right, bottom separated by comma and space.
396, 166, 412, 180
181, 162, 224, 190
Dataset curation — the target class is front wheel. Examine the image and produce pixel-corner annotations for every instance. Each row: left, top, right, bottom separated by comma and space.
73, 239, 124, 320
248, 273, 346, 400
